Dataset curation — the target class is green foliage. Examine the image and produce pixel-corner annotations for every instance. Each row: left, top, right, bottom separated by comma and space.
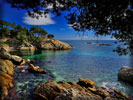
0, 20, 49, 44
0, 41, 8, 44
37, 35, 44, 42
30, 26, 48, 37
47, 34, 54, 39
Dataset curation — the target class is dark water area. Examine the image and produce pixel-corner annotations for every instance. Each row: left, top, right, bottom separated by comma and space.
8, 40, 133, 99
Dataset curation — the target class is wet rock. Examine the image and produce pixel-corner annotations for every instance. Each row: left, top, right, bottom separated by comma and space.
38, 38, 72, 50
55, 88, 102, 100
28, 64, 47, 74
32, 79, 131, 100
20, 60, 26, 66
0, 48, 22, 65
95, 88, 110, 98
11, 55, 23, 65
25, 59, 30, 63
21, 69, 26, 73
118, 66, 133, 85
77, 78, 96, 88
20, 59, 30, 66
33, 81, 66, 100
114, 89, 130, 100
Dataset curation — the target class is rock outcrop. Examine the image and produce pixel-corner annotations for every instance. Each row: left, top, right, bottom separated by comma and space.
0, 38, 72, 51
118, 66, 133, 85
0, 48, 29, 100
18, 41, 36, 51
0, 44, 10, 52
77, 78, 96, 88
0, 39, 36, 51
0, 48, 22, 65
0, 59, 14, 100
32, 78, 130, 100
38, 38, 72, 50
28, 64, 47, 74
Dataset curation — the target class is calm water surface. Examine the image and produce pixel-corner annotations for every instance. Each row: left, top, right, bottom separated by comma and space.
8, 40, 133, 99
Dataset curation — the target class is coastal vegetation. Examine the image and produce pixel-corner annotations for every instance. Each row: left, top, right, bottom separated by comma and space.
0, 20, 72, 51
0, 20, 49, 45
47, 34, 54, 39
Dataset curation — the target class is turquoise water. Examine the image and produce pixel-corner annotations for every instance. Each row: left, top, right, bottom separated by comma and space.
8, 40, 133, 99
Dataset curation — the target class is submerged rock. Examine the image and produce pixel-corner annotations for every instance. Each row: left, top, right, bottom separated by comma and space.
28, 64, 47, 74
99, 43, 112, 46
32, 79, 130, 100
118, 66, 133, 85
37, 38, 72, 50
87, 42, 112, 46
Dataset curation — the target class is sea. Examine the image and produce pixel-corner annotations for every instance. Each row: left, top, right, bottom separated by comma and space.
8, 40, 133, 100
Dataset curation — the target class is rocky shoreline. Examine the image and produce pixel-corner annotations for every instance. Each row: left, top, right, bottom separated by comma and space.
0, 48, 22, 100
0, 38, 72, 52
0, 47, 132, 100
0, 48, 49, 100
32, 79, 130, 100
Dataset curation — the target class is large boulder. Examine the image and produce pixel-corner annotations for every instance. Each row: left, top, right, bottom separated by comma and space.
38, 38, 72, 50
19, 41, 36, 51
77, 78, 96, 88
28, 64, 47, 74
0, 59, 14, 76
0, 59, 14, 100
118, 66, 133, 85
32, 79, 130, 100
0, 48, 22, 65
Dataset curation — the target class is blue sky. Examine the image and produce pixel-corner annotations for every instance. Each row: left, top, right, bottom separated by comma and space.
1, 2, 113, 40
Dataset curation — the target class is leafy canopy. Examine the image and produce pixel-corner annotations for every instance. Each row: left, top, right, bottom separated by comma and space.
0, 20, 53, 44
47, 34, 54, 39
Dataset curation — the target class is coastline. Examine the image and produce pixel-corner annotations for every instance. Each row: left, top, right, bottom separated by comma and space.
0, 40, 132, 100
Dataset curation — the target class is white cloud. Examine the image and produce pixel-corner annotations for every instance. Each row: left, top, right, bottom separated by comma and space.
23, 13, 55, 25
